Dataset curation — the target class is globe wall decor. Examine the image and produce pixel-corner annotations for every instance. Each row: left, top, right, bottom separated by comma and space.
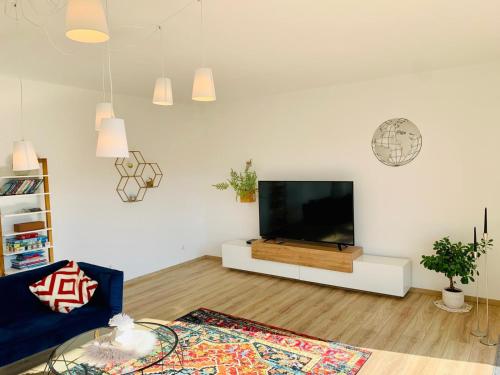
371, 118, 422, 167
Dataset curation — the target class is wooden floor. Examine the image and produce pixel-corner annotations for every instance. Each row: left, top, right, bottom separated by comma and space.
124, 256, 499, 375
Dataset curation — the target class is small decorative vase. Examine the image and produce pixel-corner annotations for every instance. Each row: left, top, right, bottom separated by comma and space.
442, 288, 464, 309
239, 192, 256, 203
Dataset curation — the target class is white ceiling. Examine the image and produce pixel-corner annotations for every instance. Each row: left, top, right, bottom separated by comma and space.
1, 0, 500, 102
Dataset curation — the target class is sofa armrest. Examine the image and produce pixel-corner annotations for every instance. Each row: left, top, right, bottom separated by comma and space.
77, 262, 124, 315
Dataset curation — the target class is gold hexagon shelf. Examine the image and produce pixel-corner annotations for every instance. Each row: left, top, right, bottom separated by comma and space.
114, 151, 164, 203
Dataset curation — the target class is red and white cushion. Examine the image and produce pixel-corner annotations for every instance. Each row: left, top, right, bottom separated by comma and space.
29, 261, 98, 313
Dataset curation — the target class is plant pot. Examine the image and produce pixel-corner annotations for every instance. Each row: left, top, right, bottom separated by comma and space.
442, 287, 464, 309
239, 192, 256, 203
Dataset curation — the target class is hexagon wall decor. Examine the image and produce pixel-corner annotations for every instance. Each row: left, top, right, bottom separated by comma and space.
114, 151, 164, 203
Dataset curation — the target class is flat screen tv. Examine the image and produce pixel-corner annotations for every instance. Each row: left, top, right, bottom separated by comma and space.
258, 181, 354, 246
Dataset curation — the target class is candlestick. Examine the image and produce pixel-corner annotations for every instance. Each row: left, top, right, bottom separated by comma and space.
480, 232, 497, 346
471, 227, 485, 337
484, 207, 488, 235
474, 227, 477, 253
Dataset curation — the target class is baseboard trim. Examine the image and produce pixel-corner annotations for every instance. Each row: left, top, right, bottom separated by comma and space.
203, 255, 222, 261
410, 287, 500, 306
126, 255, 214, 286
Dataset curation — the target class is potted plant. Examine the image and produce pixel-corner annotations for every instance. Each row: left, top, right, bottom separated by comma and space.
213, 160, 258, 203
420, 237, 476, 309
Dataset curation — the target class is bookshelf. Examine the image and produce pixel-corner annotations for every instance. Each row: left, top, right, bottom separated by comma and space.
0, 158, 54, 276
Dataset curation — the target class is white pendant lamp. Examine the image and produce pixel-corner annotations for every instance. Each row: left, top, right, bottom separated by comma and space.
96, 29, 129, 158
12, 78, 39, 172
153, 77, 173, 106
65, 0, 109, 43
96, 118, 129, 158
192, 0, 216, 102
192, 68, 216, 101
95, 102, 114, 130
153, 26, 173, 106
11, 8, 38, 172
13, 140, 39, 172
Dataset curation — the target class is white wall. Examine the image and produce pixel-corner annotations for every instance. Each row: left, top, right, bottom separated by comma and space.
198, 62, 500, 299
1, 62, 499, 299
0, 76, 207, 280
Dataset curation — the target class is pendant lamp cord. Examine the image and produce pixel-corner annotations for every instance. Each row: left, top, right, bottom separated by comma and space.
107, 40, 114, 107
19, 77, 24, 141
200, 0, 205, 67
105, 0, 114, 108
101, 51, 106, 101
14, 1, 25, 140
159, 25, 165, 78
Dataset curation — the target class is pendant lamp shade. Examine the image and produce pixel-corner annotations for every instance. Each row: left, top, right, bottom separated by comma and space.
12, 140, 39, 171
192, 68, 216, 101
95, 102, 114, 130
96, 118, 129, 158
65, 0, 109, 43
153, 77, 173, 106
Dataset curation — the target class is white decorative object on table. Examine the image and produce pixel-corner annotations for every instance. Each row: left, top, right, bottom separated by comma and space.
84, 334, 136, 367
109, 313, 156, 356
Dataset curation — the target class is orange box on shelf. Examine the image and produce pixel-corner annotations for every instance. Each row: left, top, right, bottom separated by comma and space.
14, 221, 45, 233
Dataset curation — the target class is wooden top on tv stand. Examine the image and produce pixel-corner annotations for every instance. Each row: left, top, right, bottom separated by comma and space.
251, 239, 363, 273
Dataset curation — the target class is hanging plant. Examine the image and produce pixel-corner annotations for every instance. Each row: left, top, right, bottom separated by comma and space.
213, 160, 258, 202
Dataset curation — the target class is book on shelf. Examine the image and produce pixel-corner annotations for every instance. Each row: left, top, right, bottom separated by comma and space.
15, 233, 40, 240
0, 178, 44, 196
6, 235, 49, 253
11, 260, 48, 270
10, 250, 48, 270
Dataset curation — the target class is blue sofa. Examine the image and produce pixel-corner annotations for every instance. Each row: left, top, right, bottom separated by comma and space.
0, 260, 123, 367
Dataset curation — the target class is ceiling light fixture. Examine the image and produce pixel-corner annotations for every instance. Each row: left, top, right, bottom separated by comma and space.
153, 25, 173, 106
96, 118, 129, 157
13, 140, 39, 172
96, 30, 129, 158
65, 0, 109, 43
192, 0, 216, 102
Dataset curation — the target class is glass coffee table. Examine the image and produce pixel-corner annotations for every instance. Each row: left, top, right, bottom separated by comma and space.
46, 321, 181, 374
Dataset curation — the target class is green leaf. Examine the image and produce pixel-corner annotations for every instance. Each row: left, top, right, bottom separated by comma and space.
421, 236, 492, 287
213, 159, 258, 198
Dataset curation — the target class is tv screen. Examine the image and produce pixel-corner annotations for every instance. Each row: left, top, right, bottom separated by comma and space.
258, 181, 354, 246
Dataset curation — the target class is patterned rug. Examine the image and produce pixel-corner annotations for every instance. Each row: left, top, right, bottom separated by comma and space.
32, 308, 370, 374
158, 308, 370, 374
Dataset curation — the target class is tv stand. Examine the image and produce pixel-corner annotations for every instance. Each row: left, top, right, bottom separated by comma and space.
251, 240, 362, 273
221, 240, 412, 297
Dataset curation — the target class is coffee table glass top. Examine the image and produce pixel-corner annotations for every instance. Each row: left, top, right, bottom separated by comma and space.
48, 321, 178, 374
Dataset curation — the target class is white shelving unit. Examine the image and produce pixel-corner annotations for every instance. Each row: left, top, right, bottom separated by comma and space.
4, 262, 50, 275
0, 175, 49, 180
2, 210, 51, 219
3, 228, 53, 237
3, 245, 51, 256
0, 159, 54, 276
0, 192, 50, 198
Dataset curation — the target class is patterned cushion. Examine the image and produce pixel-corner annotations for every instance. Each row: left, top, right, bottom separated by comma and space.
29, 261, 98, 313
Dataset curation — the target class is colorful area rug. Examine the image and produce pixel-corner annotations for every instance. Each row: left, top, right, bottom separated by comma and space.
33, 308, 370, 374
160, 308, 370, 374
